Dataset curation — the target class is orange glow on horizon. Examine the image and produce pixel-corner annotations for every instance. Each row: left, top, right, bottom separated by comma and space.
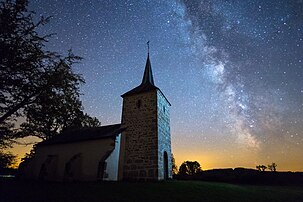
5, 134, 303, 172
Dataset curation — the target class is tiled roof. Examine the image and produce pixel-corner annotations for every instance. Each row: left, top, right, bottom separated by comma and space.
38, 124, 123, 146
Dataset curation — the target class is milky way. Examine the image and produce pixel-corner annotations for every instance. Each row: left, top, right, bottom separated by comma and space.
12, 0, 303, 170
173, 0, 303, 150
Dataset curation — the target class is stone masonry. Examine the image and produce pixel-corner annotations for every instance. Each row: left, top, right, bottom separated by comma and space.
119, 89, 172, 180
157, 90, 172, 180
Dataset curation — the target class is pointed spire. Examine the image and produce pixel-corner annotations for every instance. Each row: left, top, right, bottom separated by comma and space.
141, 41, 154, 85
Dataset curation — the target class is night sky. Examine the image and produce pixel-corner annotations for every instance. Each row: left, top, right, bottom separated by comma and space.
12, 0, 303, 171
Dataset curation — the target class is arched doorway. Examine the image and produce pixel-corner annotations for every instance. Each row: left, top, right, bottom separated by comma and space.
97, 161, 107, 180
64, 153, 82, 181
38, 155, 58, 180
163, 151, 168, 180
97, 150, 113, 181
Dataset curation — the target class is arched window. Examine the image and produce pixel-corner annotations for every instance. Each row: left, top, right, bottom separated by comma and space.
137, 99, 142, 109
163, 151, 168, 180
38, 155, 58, 180
64, 153, 82, 181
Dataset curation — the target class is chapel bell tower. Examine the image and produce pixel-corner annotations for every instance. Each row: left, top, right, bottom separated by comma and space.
118, 44, 172, 180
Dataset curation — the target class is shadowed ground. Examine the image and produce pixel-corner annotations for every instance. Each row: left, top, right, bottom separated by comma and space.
1, 178, 303, 202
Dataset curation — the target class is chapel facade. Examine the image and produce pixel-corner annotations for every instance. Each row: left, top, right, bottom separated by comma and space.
20, 52, 172, 181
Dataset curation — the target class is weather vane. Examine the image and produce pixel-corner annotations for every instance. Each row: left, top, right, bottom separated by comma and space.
147, 40, 150, 55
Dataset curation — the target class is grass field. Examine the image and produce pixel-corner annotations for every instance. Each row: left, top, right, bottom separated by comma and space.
1, 178, 303, 202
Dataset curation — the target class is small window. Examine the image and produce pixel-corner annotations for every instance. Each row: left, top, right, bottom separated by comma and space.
163, 106, 165, 113
137, 100, 142, 108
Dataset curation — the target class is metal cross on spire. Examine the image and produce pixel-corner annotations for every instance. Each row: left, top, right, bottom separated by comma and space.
147, 41, 150, 55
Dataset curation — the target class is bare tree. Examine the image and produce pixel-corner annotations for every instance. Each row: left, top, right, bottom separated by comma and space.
268, 163, 277, 172
256, 165, 267, 172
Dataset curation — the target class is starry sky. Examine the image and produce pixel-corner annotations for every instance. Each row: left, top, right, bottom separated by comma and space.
11, 0, 303, 171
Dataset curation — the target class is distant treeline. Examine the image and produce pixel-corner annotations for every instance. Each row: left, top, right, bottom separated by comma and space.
174, 168, 303, 186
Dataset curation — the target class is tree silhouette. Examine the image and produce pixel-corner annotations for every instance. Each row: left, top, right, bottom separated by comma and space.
0, 151, 16, 169
18, 144, 36, 173
256, 165, 267, 172
268, 163, 277, 172
0, 0, 100, 145
178, 161, 202, 175
171, 154, 178, 175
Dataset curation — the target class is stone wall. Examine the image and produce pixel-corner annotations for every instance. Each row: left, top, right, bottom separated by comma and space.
120, 89, 172, 180
120, 91, 159, 180
157, 90, 172, 180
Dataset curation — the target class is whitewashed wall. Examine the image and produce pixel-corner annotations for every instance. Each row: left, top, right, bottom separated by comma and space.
103, 134, 121, 181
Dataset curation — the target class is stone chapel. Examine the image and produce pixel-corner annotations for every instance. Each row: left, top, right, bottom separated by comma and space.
20, 52, 172, 181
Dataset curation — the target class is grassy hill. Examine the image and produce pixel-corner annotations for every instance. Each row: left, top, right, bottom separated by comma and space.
1, 178, 303, 202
